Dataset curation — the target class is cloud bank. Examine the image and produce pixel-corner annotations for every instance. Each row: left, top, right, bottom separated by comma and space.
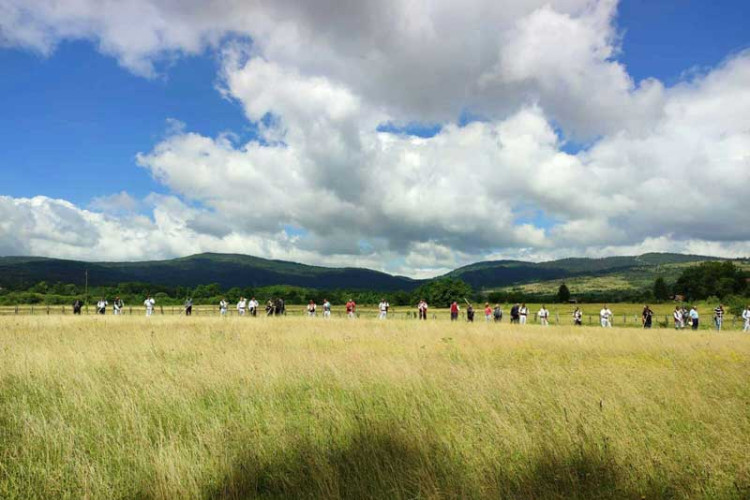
1, 0, 749, 276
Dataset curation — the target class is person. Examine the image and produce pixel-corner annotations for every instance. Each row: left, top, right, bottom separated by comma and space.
237, 297, 247, 316
265, 299, 275, 316
96, 298, 107, 315
113, 296, 124, 315
323, 299, 331, 318
450, 301, 459, 321
484, 303, 493, 322
493, 304, 503, 322
743, 305, 750, 333
714, 304, 724, 331
538, 305, 549, 326
689, 306, 699, 330
72, 298, 83, 315
510, 303, 520, 324
219, 298, 228, 316
276, 297, 286, 316
378, 298, 389, 319
573, 307, 582, 326
307, 300, 317, 317
642, 305, 653, 329
600, 305, 612, 328
144, 295, 155, 317
418, 299, 428, 320
249, 297, 259, 317
466, 303, 475, 322
184, 297, 193, 316
346, 299, 356, 319
680, 306, 689, 329
519, 303, 528, 325
673, 306, 683, 330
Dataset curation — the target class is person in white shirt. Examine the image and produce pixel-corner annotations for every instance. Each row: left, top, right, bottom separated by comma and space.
417, 299, 428, 321
237, 297, 247, 316
600, 305, 612, 327
519, 303, 528, 325
538, 305, 550, 326
248, 297, 259, 317
573, 307, 582, 326
307, 300, 317, 317
219, 298, 228, 316
743, 305, 750, 332
144, 296, 155, 317
113, 296, 124, 315
673, 307, 683, 330
96, 298, 108, 315
378, 299, 389, 319
323, 299, 331, 318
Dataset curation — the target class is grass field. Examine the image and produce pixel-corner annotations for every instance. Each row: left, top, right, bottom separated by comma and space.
1, 316, 749, 499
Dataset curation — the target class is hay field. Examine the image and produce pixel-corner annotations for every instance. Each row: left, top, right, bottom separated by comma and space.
1, 316, 749, 499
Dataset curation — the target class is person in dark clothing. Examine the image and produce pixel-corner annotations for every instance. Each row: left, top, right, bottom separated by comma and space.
493, 304, 503, 322
184, 298, 193, 316
466, 304, 475, 322
510, 303, 520, 324
73, 299, 83, 315
642, 305, 653, 329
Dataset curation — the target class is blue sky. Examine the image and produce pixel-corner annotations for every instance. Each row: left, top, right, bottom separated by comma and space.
0, 0, 749, 273
2, 1, 747, 206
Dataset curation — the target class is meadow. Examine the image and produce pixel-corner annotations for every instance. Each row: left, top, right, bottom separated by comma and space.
1, 316, 749, 499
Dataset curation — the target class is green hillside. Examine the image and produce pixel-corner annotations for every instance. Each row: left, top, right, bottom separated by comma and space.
0, 253, 419, 292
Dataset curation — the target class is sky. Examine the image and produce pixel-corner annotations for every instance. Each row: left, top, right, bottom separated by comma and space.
1, 0, 749, 278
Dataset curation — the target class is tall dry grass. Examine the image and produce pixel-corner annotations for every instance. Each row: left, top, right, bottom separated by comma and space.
1, 316, 748, 499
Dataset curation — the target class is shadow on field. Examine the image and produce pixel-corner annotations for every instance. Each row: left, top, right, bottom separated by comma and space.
208, 425, 702, 500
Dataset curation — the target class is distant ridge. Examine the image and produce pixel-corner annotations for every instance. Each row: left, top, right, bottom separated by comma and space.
0, 252, 735, 292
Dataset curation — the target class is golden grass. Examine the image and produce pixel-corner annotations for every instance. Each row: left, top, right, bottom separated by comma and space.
1, 316, 749, 499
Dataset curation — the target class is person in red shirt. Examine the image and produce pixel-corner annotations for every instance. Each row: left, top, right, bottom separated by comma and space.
346, 299, 357, 319
450, 301, 459, 321
484, 303, 493, 322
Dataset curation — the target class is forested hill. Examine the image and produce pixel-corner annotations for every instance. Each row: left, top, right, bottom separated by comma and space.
0, 253, 420, 291
442, 253, 726, 290
0, 252, 732, 292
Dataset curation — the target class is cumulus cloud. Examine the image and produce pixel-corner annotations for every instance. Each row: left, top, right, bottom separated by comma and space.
1, 0, 749, 276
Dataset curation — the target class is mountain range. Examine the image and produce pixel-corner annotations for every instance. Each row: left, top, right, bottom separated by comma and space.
0, 252, 736, 292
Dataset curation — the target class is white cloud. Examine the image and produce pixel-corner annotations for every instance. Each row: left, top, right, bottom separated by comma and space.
1, 1, 749, 277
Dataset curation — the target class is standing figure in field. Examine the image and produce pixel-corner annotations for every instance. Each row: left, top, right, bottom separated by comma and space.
237, 297, 247, 316
96, 297, 108, 315
538, 305, 550, 326
680, 306, 689, 328
519, 303, 528, 325
493, 304, 503, 323
219, 298, 228, 316
265, 299, 274, 316
600, 305, 613, 328
184, 297, 193, 316
249, 297, 259, 317
73, 298, 83, 315
113, 296, 124, 315
307, 300, 317, 317
450, 301, 459, 321
484, 303, 493, 322
144, 295, 155, 317
323, 299, 331, 318
742, 305, 750, 332
689, 306, 699, 330
714, 304, 724, 331
673, 306, 683, 330
418, 299, 428, 320
378, 299, 389, 319
346, 299, 357, 319
642, 305, 653, 329
573, 307, 582, 326
275, 298, 285, 316
510, 303, 519, 324
466, 303, 474, 322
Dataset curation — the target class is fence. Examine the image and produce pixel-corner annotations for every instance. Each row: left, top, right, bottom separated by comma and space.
0, 305, 745, 330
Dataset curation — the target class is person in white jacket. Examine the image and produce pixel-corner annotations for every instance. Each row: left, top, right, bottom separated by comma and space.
219, 298, 228, 316
237, 297, 247, 316
673, 307, 684, 330
144, 296, 155, 317
378, 299, 389, 319
538, 306, 550, 326
600, 305, 612, 327
519, 303, 529, 325
743, 305, 750, 332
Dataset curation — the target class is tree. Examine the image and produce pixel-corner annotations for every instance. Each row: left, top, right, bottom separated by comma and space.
557, 283, 571, 303
653, 277, 670, 302
674, 261, 747, 300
